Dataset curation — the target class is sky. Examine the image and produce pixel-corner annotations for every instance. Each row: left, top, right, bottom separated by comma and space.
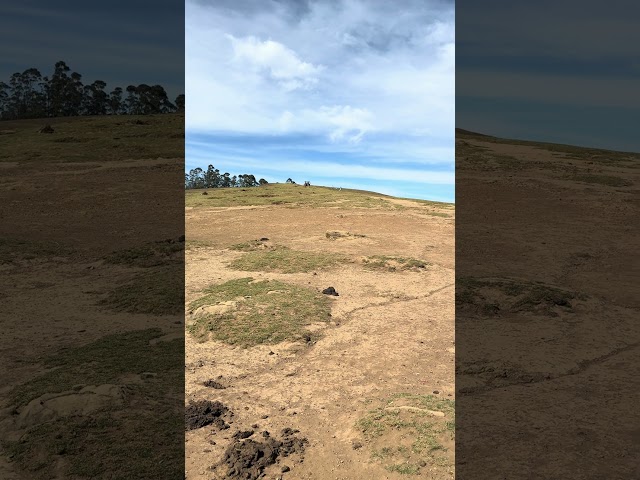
456, 0, 640, 153
186, 0, 455, 203
0, 1, 184, 101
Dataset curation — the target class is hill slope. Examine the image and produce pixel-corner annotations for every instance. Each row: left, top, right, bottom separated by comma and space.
185, 186, 455, 479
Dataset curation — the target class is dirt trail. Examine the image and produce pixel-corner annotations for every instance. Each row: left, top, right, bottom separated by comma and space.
186, 200, 454, 479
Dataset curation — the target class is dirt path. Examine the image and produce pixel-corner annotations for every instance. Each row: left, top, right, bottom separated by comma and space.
185, 200, 455, 479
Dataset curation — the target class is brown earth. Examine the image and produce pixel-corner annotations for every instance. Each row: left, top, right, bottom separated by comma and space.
0, 114, 185, 479
185, 189, 455, 479
455, 130, 640, 479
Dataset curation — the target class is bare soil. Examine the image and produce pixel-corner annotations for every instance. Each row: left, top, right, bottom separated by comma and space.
185, 188, 455, 479
455, 130, 640, 479
0, 114, 185, 479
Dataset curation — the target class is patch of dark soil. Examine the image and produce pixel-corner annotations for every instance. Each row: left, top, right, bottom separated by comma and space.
203, 379, 226, 389
322, 286, 339, 296
185, 400, 231, 431
219, 428, 308, 479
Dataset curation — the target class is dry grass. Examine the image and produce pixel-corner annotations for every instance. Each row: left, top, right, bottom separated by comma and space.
228, 245, 346, 273
187, 278, 332, 346
0, 114, 184, 164
357, 393, 455, 476
185, 183, 448, 210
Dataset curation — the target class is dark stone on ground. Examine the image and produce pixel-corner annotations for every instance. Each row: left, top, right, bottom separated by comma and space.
322, 287, 339, 296
202, 191, 208, 195
281, 465, 291, 472
233, 430, 254, 440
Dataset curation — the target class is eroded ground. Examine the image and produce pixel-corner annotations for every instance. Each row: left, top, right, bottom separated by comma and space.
455, 131, 640, 479
185, 186, 455, 479
0, 115, 185, 479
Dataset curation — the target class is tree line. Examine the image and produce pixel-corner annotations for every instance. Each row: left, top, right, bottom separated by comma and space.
185, 166, 269, 189
0, 61, 185, 120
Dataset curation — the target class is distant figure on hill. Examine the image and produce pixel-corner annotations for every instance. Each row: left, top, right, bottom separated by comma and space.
304, 181, 311, 187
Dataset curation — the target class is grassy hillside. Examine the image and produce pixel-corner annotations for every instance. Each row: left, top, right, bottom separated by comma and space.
186, 183, 453, 209
0, 113, 184, 164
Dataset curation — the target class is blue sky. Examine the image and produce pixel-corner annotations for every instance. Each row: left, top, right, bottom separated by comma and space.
186, 0, 455, 203
456, 0, 640, 153
0, 1, 184, 101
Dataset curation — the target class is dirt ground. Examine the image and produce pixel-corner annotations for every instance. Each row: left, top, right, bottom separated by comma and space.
455, 131, 640, 479
185, 191, 455, 479
0, 115, 185, 479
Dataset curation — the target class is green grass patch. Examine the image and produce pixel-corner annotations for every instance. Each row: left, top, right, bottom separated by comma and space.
0, 237, 73, 265
362, 255, 429, 272
456, 277, 585, 317
356, 393, 455, 475
185, 239, 216, 250
229, 239, 274, 251
185, 183, 446, 209
566, 174, 632, 187
229, 245, 345, 273
99, 264, 183, 315
3, 328, 183, 479
103, 238, 184, 268
0, 114, 184, 165
187, 278, 331, 346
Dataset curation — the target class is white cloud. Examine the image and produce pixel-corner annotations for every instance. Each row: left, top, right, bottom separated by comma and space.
185, 0, 454, 197
227, 35, 323, 91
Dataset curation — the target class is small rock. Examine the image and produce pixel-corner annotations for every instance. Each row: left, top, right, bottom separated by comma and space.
433, 390, 440, 394
322, 287, 339, 296
281, 465, 291, 473
269, 351, 275, 355
260, 237, 269, 241
352, 441, 363, 450
418, 460, 427, 467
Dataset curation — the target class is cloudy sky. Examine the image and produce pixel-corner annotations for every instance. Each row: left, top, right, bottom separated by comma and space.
457, 0, 640, 152
0, 1, 184, 101
186, 0, 455, 202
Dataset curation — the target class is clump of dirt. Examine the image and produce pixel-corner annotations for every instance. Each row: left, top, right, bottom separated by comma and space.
322, 286, 339, 296
39, 124, 54, 133
185, 400, 231, 431
219, 428, 308, 479
203, 379, 226, 389
325, 230, 366, 240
